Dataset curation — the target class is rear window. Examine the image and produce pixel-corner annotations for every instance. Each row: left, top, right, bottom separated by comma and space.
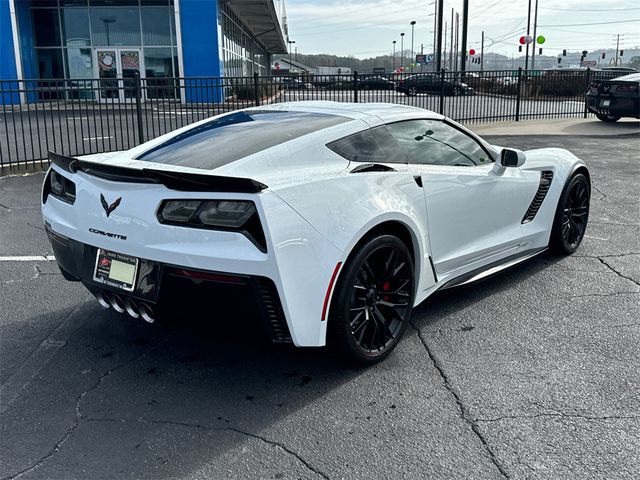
136, 110, 350, 169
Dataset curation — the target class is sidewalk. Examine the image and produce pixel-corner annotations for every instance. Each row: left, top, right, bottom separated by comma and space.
469, 117, 640, 136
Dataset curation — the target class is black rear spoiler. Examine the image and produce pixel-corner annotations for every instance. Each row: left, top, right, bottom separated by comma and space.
48, 151, 268, 193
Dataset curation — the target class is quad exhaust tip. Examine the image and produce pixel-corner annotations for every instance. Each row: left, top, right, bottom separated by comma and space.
94, 290, 155, 323
109, 293, 126, 313
95, 291, 111, 309
124, 298, 140, 319
139, 303, 155, 324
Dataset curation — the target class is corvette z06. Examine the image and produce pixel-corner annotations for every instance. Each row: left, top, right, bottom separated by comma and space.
42, 102, 590, 363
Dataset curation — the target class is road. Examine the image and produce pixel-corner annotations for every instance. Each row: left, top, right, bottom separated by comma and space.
1, 89, 587, 168
1, 130, 639, 479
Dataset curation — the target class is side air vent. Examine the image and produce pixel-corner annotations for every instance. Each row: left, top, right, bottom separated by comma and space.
522, 171, 554, 224
255, 278, 292, 343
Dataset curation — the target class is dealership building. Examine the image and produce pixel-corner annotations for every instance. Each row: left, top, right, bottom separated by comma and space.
0, 0, 288, 101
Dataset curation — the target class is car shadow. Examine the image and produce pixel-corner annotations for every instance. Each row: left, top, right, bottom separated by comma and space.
2, 251, 566, 478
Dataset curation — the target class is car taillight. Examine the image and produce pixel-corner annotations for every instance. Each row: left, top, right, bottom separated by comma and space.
615, 84, 638, 93
43, 169, 76, 204
157, 199, 266, 251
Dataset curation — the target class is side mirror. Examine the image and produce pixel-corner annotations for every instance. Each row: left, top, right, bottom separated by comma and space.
500, 148, 526, 168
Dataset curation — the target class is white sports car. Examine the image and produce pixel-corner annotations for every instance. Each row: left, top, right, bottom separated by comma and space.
42, 102, 590, 363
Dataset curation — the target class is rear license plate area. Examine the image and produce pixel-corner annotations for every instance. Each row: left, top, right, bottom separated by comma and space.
93, 249, 139, 292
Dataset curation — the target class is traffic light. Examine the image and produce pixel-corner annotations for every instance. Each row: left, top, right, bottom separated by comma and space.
539, 48, 542, 55
601, 52, 605, 59
557, 57, 562, 64
620, 50, 624, 57
562, 49, 567, 56
518, 45, 522, 52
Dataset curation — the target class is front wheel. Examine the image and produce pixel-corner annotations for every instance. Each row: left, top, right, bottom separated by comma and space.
549, 173, 590, 255
406, 86, 418, 96
328, 235, 415, 364
595, 112, 621, 122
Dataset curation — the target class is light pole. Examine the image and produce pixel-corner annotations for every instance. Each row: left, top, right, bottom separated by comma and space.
392, 40, 397, 70
410, 21, 416, 72
400, 32, 405, 72
287, 40, 295, 74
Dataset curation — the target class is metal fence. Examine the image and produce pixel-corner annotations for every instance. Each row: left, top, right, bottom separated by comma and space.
0, 68, 616, 172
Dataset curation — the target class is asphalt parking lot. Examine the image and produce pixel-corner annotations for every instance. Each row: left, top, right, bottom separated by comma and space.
1, 124, 639, 479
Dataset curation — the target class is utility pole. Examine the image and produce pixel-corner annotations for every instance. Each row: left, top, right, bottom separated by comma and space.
615, 34, 620, 66
436, 0, 444, 71
460, 0, 468, 73
443, 22, 448, 69
287, 39, 295, 74
525, 0, 532, 71
480, 30, 485, 72
410, 21, 416, 72
531, 0, 539, 71
455, 12, 459, 71
392, 40, 396, 70
400, 32, 405, 71
449, 9, 454, 71
421, 43, 424, 72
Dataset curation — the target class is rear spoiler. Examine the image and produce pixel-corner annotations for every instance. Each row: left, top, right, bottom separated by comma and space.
48, 151, 268, 193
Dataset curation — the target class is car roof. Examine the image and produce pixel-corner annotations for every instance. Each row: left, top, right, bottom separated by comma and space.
249, 101, 443, 125
611, 73, 640, 82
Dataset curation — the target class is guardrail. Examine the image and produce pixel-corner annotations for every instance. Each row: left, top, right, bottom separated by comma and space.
0, 68, 620, 172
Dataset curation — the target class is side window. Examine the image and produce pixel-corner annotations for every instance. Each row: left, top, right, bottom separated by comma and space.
387, 120, 492, 167
326, 125, 407, 164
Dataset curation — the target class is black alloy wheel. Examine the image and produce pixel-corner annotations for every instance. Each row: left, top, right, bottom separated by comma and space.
328, 235, 415, 364
595, 112, 621, 122
407, 86, 418, 96
550, 173, 590, 254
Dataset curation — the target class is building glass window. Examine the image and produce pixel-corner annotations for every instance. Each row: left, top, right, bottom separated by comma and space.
62, 7, 90, 46
36, 48, 65, 78
219, 4, 270, 78
32, 9, 62, 47
141, 6, 172, 45
90, 6, 142, 46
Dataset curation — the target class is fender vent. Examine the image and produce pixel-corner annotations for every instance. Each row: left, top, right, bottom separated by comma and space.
522, 171, 553, 224
255, 278, 292, 343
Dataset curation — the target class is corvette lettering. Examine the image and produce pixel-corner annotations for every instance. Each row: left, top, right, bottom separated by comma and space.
89, 228, 127, 240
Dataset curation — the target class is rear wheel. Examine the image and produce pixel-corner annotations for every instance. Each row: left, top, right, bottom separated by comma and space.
406, 86, 418, 96
595, 112, 621, 122
549, 173, 590, 255
328, 235, 415, 364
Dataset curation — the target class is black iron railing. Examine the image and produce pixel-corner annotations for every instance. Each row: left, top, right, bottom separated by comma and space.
0, 68, 619, 171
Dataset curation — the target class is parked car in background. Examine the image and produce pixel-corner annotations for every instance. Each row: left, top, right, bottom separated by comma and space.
274, 77, 312, 90
395, 74, 474, 96
586, 72, 640, 122
601, 67, 638, 74
358, 75, 395, 90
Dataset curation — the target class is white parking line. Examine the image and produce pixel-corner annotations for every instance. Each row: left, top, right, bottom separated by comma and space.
0, 255, 56, 261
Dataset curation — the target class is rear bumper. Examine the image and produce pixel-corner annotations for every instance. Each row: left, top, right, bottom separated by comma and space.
586, 93, 640, 118
46, 224, 292, 343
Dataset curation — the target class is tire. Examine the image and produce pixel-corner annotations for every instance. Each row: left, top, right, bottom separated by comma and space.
595, 112, 621, 122
549, 173, 590, 255
328, 235, 415, 364
406, 86, 418, 96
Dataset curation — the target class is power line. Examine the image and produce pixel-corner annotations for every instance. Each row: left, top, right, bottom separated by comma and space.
539, 6, 640, 12
540, 19, 640, 28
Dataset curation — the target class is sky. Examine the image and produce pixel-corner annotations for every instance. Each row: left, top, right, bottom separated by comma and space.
283, 0, 640, 59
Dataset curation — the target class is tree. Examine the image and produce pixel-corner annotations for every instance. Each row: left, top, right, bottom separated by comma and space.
627, 56, 640, 70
